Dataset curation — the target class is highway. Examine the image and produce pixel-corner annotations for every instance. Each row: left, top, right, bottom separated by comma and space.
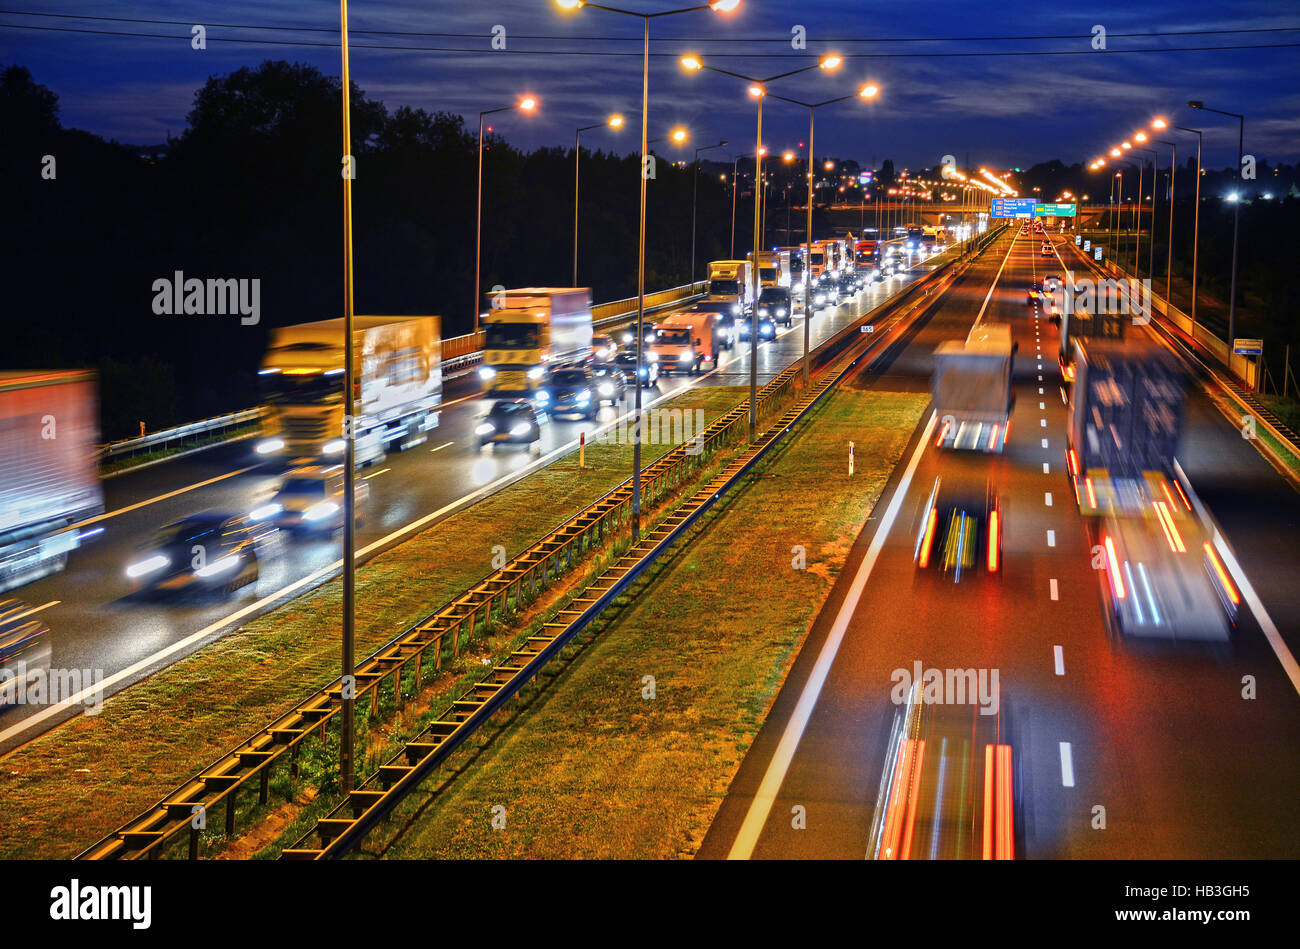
698, 227, 1300, 859
0, 253, 952, 750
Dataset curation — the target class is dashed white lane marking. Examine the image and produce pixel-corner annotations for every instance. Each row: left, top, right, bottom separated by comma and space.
1042, 462, 1050, 474
1045, 492, 1053, 507
1050, 577, 1059, 599
1039, 401, 1045, 409
1040, 418, 1047, 427
1047, 529, 1056, 546
1060, 742, 1075, 787
1041, 438, 1049, 448
429, 441, 454, 452
362, 467, 390, 480
1038, 387, 1044, 394
1038, 374, 1043, 381
1054, 645, 1065, 675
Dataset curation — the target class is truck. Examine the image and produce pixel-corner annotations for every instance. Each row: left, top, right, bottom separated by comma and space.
748, 249, 792, 290
705, 261, 754, 320
256, 316, 442, 467
808, 242, 833, 281
480, 288, 593, 398
931, 323, 1016, 452
651, 310, 730, 375
1057, 276, 1126, 382
0, 371, 105, 593
855, 238, 880, 266
1065, 338, 1234, 641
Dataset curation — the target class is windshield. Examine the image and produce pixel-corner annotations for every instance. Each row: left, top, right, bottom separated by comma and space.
486, 322, 541, 350
707, 279, 739, 295
790, 257, 803, 273
759, 267, 776, 281
810, 253, 824, 265
489, 401, 530, 417
154, 520, 222, 548
259, 372, 340, 406
657, 328, 691, 345
277, 478, 326, 498
759, 291, 789, 305
551, 370, 587, 385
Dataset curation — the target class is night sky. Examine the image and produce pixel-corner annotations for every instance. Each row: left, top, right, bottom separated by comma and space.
2, 1, 1297, 174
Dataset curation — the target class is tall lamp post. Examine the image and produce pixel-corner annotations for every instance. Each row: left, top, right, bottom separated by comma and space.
1171, 122, 1203, 327
691, 140, 729, 288
768, 84, 881, 384
682, 52, 843, 436
1152, 118, 1177, 306
573, 113, 625, 286
476, 96, 537, 331
1133, 134, 1158, 283
1189, 101, 1244, 345
556, 0, 740, 542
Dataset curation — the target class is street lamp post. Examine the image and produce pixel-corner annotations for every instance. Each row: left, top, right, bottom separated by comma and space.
1189, 101, 1245, 345
683, 53, 844, 434
767, 83, 881, 384
573, 114, 625, 286
690, 140, 728, 288
557, 0, 740, 542
1133, 139, 1158, 284
1172, 123, 1203, 327
477, 97, 536, 332
1152, 118, 1178, 306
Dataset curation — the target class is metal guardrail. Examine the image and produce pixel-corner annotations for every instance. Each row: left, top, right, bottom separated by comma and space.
78, 247, 982, 861
99, 408, 265, 462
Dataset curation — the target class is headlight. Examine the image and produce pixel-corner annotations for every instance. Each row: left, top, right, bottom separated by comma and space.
126, 554, 170, 578
195, 554, 243, 578
479, 366, 497, 381
535, 390, 549, 402
526, 366, 545, 381
598, 382, 614, 396
304, 501, 340, 522
322, 439, 345, 455
646, 351, 659, 362
250, 502, 281, 521
577, 390, 591, 403
256, 438, 284, 455
679, 351, 693, 363
758, 308, 769, 316
776, 308, 787, 316
476, 422, 495, 435
510, 422, 532, 436
622, 332, 633, 344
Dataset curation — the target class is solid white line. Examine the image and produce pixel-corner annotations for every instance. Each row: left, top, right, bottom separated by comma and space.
8, 600, 59, 622
1212, 532, 1300, 698
1047, 529, 1056, 547
725, 411, 940, 860
429, 441, 454, 452
1059, 742, 1075, 787
69, 466, 258, 531
970, 231, 1018, 331
1054, 645, 1065, 675
1050, 577, 1059, 600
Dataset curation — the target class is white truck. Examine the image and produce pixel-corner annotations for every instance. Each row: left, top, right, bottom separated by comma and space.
256, 316, 442, 467
705, 260, 754, 320
0, 371, 104, 592
749, 249, 792, 290
931, 323, 1016, 452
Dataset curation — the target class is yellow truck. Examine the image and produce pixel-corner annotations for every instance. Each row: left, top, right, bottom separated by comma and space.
256, 315, 442, 467
479, 288, 593, 397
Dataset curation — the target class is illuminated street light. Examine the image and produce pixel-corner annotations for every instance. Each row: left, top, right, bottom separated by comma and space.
476, 96, 539, 332
573, 111, 627, 284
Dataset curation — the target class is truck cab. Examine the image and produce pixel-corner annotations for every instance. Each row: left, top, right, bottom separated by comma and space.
481, 288, 593, 398
652, 311, 727, 375
705, 261, 754, 321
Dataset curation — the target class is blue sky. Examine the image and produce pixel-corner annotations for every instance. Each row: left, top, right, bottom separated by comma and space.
3, 1, 1297, 170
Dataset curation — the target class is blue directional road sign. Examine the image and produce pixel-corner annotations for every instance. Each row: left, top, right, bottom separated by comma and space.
992, 198, 1037, 218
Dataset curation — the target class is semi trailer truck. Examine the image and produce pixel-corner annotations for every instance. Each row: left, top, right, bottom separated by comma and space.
931, 323, 1016, 452
480, 288, 593, 398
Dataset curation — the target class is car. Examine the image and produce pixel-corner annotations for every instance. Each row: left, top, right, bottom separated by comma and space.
913, 477, 1002, 582
0, 599, 51, 697
737, 311, 776, 343
591, 333, 618, 364
619, 321, 657, 348
1040, 242, 1053, 257
591, 364, 628, 405
1043, 273, 1061, 293
836, 272, 860, 299
126, 513, 267, 598
539, 366, 599, 420
476, 398, 545, 450
612, 349, 660, 388
1027, 280, 1042, 304
253, 465, 367, 534
756, 288, 793, 328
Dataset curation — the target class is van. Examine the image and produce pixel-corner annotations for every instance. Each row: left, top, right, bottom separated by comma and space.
651, 310, 728, 374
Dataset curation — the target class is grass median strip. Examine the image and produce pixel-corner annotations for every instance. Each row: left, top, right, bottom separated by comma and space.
360, 386, 928, 859
0, 386, 746, 860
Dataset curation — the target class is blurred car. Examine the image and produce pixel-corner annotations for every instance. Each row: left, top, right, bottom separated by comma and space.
1040, 242, 1053, 257
539, 366, 598, 420
836, 272, 861, 299
126, 513, 267, 597
591, 333, 618, 364
914, 477, 1002, 582
737, 311, 776, 343
476, 398, 545, 450
253, 464, 367, 534
1043, 274, 1061, 293
619, 321, 657, 348
0, 599, 51, 697
612, 349, 659, 388
756, 288, 793, 328
591, 364, 629, 405
1027, 279, 1042, 303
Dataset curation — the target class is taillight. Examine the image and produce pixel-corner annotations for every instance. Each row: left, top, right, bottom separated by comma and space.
988, 424, 1000, 451
988, 509, 1000, 572
918, 508, 938, 568
1067, 449, 1079, 477
1204, 542, 1240, 606
1153, 501, 1186, 553
1104, 535, 1126, 599
935, 420, 951, 448
1084, 475, 1097, 510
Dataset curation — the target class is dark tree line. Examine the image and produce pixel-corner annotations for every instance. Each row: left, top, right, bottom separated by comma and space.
0, 62, 738, 438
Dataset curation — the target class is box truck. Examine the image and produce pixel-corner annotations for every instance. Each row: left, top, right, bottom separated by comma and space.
748, 250, 792, 290
931, 323, 1016, 452
0, 371, 104, 592
705, 261, 754, 319
480, 288, 593, 397
651, 310, 730, 375
256, 316, 442, 467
